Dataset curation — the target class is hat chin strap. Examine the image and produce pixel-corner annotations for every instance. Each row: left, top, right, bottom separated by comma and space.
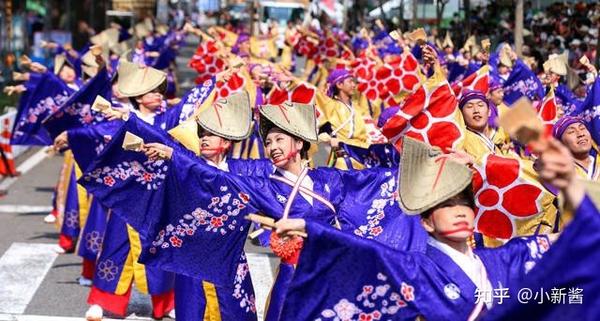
273, 140, 299, 166
199, 141, 228, 154
431, 214, 475, 237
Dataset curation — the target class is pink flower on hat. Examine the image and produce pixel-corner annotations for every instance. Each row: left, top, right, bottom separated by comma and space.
472, 154, 545, 239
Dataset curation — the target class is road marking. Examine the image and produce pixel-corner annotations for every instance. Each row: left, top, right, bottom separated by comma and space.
0, 205, 53, 213
246, 252, 275, 321
0, 313, 152, 320
0, 148, 48, 192
0, 243, 58, 314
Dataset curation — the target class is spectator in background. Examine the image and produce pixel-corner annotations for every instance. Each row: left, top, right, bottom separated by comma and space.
73, 20, 95, 51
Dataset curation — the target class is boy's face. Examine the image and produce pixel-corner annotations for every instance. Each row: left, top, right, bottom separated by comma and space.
200, 134, 230, 159
336, 77, 357, 97
421, 204, 475, 242
461, 98, 490, 133
561, 122, 592, 156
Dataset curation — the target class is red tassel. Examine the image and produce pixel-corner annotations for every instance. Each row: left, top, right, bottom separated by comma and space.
270, 233, 304, 265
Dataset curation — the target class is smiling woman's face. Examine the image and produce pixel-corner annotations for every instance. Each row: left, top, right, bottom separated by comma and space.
264, 128, 303, 169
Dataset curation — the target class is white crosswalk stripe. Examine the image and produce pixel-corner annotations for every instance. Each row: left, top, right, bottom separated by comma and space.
0, 240, 279, 320
0, 205, 53, 214
0, 243, 58, 314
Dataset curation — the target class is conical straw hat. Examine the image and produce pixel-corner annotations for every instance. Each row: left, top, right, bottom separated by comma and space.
399, 137, 473, 215
197, 90, 253, 140
116, 60, 166, 97
259, 101, 318, 143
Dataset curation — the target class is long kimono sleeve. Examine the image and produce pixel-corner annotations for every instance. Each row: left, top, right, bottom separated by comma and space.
281, 221, 481, 321
333, 167, 428, 252
68, 120, 124, 172
80, 117, 310, 285
11, 71, 73, 146
138, 145, 313, 285
482, 195, 600, 321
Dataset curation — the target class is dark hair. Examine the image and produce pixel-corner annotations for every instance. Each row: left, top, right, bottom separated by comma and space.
421, 185, 475, 219
261, 120, 310, 160
331, 84, 341, 98
196, 124, 233, 143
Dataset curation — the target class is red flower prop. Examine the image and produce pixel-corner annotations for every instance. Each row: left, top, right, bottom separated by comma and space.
382, 80, 462, 152
472, 154, 545, 239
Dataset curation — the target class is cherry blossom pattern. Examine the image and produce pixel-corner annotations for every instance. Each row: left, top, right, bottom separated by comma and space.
317, 273, 413, 321
232, 253, 257, 314
97, 259, 119, 281
354, 171, 398, 239
178, 78, 215, 123
85, 231, 103, 253
294, 35, 318, 59
55, 102, 105, 125
13, 93, 69, 139
472, 154, 545, 240
451, 65, 490, 98
149, 186, 251, 253
375, 53, 420, 106
215, 73, 246, 99
363, 117, 388, 145
189, 40, 225, 84
352, 55, 385, 102
266, 83, 317, 106
64, 209, 79, 228
382, 80, 463, 152
523, 236, 551, 273
83, 159, 168, 191
317, 34, 340, 60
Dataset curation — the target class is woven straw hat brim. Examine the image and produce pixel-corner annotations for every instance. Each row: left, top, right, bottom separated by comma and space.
399, 137, 473, 215
117, 61, 166, 97
197, 91, 253, 141
258, 102, 318, 143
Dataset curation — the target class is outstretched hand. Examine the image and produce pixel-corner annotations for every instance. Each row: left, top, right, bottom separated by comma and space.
143, 143, 174, 161
274, 218, 307, 236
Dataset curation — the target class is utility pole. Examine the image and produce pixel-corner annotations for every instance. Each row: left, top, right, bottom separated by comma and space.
412, 0, 418, 27
463, 0, 470, 36
515, 0, 524, 56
